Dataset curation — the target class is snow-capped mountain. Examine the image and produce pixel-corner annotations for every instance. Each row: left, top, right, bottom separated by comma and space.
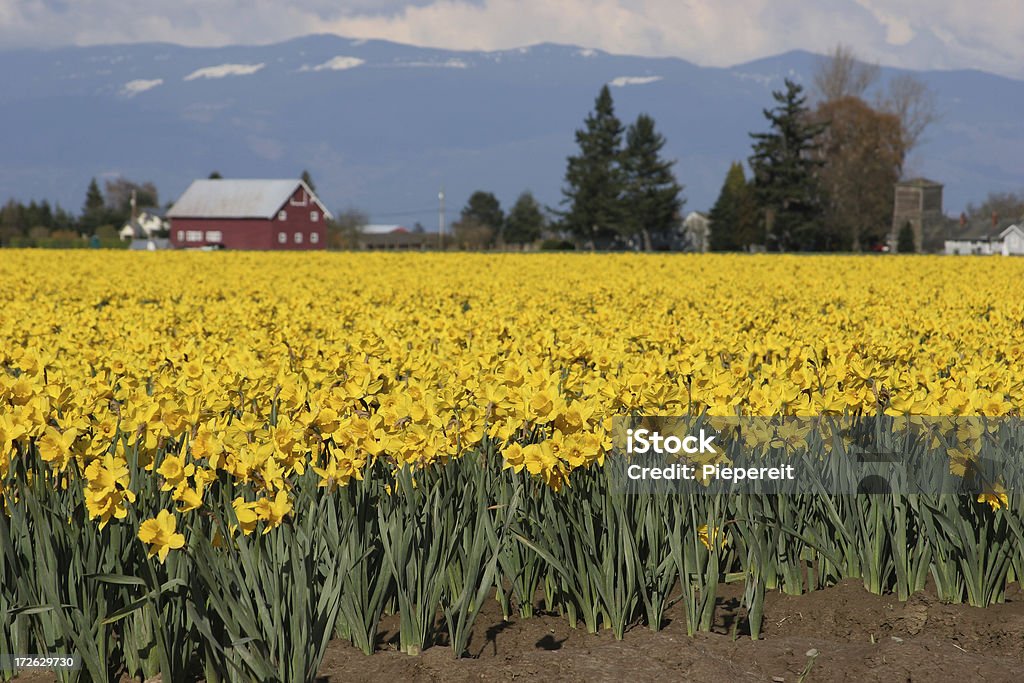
2, 34, 1021, 228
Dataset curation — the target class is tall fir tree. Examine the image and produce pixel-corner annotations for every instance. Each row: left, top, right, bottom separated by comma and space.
452, 191, 504, 248
621, 113, 684, 250
561, 85, 626, 245
80, 177, 106, 235
83, 178, 104, 214
300, 169, 316, 192
748, 79, 827, 251
504, 191, 546, 245
460, 191, 504, 231
897, 221, 916, 253
708, 162, 760, 251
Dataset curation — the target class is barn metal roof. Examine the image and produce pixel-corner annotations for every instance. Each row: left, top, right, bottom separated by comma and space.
363, 224, 408, 234
167, 179, 328, 219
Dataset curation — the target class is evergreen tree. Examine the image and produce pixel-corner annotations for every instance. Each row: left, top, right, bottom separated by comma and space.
208, 171, 223, 179
301, 169, 316, 192
0, 199, 23, 245
83, 178, 104, 214
53, 205, 76, 232
504, 191, 546, 245
621, 113, 684, 250
80, 178, 106, 235
453, 191, 503, 248
897, 221, 916, 253
561, 85, 626, 246
749, 79, 827, 251
24, 200, 54, 231
461, 191, 504, 234
708, 162, 760, 251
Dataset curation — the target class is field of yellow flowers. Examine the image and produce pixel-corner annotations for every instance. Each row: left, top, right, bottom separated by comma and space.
2, 251, 1023, 682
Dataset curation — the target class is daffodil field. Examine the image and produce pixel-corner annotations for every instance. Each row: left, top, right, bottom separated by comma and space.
2, 251, 1023, 682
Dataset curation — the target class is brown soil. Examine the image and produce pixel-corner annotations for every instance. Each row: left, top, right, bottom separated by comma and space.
319, 580, 1024, 683
13, 581, 1024, 682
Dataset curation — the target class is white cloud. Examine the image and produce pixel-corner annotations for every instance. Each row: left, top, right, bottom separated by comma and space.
120, 78, 163, 96
183, 63, 265, 81
609, 75, 661, 87
853, 1, 916, 45
327, 0, 1024, 79
299, 55, 366, 71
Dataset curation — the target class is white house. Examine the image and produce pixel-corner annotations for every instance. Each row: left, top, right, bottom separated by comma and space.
944, 221, 1023, 256
119, 209, 169, 240
1000, 224, 1024, 255
944, 236, 999, 255
682, 212, 710, 252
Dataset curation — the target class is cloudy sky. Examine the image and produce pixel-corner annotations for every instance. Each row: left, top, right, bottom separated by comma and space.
2, 0, 1023, 79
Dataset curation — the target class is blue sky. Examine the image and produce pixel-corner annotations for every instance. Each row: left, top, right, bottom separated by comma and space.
2, 1, 1022, 79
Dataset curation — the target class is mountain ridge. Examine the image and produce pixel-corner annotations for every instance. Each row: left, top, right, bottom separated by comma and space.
2, 34, 1021, 230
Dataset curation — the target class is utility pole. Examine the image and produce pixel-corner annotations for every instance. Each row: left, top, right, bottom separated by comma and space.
130, 189, 138, 238
438, 186, 446, 250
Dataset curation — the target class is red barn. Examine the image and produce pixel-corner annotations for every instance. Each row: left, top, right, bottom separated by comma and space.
167, 179, 331, 250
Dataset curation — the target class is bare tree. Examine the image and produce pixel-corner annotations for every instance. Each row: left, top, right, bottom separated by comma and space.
814, 44, 937, 157
879, 73, 938, 154
451, 217, 495, 250
327, 207, 368, 249
965, 191, 1024, 224
104, 178, 159, 214
812, 44, 880, 103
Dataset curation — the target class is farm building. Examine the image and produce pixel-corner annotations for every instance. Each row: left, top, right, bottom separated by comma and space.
682, 211, 710, 252
890, 178, 945, 253
358, 224, 432, 250
944, 222, 1024, 256
167, 179, 330, 250
119, 209, 169, 241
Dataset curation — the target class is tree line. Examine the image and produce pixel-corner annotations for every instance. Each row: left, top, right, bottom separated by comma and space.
710, 45, 939, 252
432, 85, 684, 251
0, 170, 321, 248
5, 45, 1019, 253
0, 177, 160, 248
450, 44, 946, 253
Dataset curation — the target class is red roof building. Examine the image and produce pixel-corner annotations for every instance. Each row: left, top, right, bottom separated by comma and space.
167, 179, 331, 250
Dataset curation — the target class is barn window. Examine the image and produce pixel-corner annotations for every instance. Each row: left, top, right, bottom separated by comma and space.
310, 232, 320, 244
185, 230, 203, 242
205, 230, 222, 243
177, 230, 184, 241
278, 210, 287, 221
290, 191, 308, 207
294, 232, 303, 244
310, 211, 319, 222
278, 232, 287, 244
